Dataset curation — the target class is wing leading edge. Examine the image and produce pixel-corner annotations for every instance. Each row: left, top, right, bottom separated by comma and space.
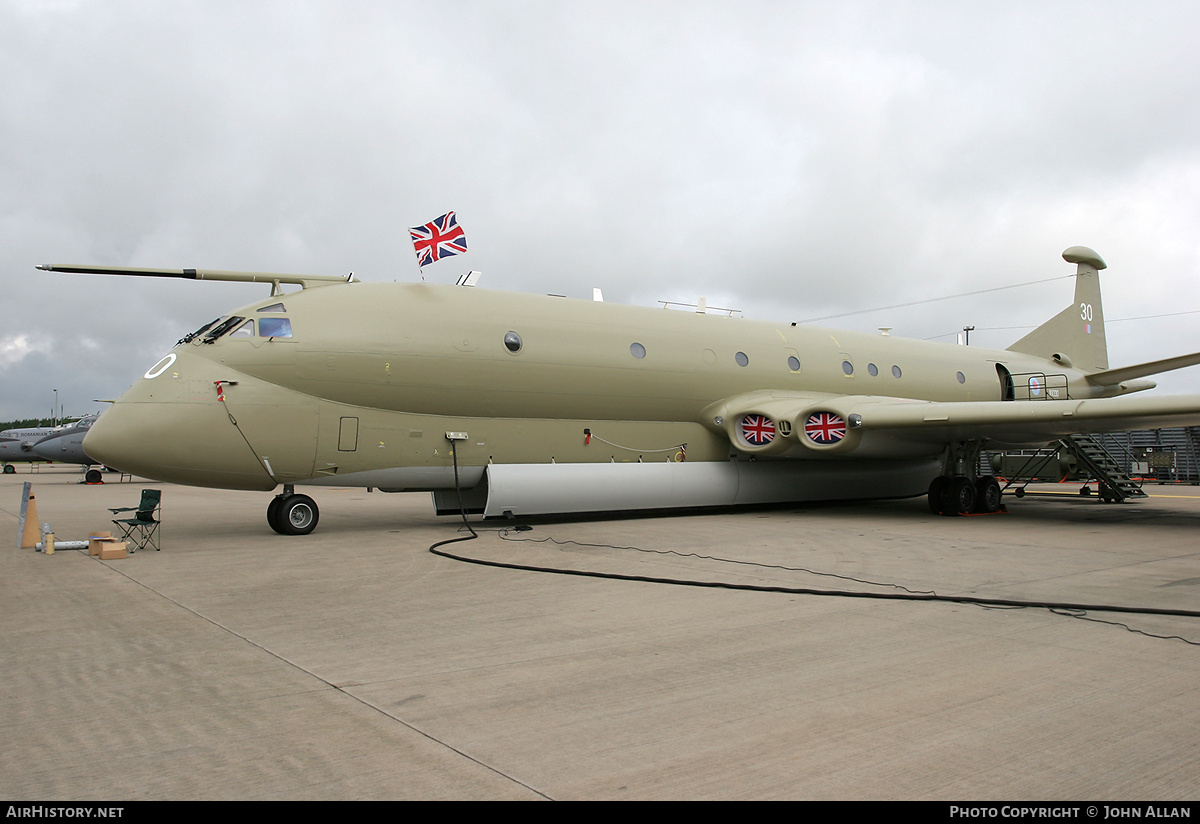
704, 390, 1200, 456
851, 393, 1200, 448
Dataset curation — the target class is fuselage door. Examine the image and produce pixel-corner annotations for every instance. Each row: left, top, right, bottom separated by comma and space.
339, 417, 359, 452
996, 363, 1015, 401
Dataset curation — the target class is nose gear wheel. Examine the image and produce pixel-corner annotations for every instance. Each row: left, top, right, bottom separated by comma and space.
267, 492, 320, 535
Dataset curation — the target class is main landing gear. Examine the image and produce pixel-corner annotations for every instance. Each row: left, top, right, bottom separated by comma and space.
928, 475, 1003, 516
927, 440, 1004, 516
267, 485, 320, 535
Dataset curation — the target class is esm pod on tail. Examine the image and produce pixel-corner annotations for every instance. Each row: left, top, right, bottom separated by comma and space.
41, 247, 1200, 534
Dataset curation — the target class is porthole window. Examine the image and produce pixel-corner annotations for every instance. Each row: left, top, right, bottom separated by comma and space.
787, 356, 801, 372
503, 331, 522, 353
892, 365, 902, 378
842, 360, 854, 376
867, 363, 878, 377
956, 371, 965, 384
735, 351, 749, 367
630, 342, 646, 359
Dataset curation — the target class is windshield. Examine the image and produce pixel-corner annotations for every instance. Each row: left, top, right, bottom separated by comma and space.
179, 318, 221, 345
201, 316, 246, 343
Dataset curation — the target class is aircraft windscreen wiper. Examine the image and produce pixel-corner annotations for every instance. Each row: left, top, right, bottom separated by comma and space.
201, 316, 246, 343
179, 318, 222, 345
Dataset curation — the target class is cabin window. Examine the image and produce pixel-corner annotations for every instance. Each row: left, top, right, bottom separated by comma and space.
842, 360, 854, 376
258, 317, 292, 338
867, 363, 878, 377
630, 342, 646, 359
228, 319, 254, 338
956, 371, 965, 384
257, 302, 286, 313
735, 351, 749, 367
787, 356, 801, 372
892, 365, 902, 378
503, 331, 523, 353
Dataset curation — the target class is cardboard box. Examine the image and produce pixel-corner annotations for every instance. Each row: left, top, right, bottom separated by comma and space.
88, 532, 113, 556
98, 541, 127, 560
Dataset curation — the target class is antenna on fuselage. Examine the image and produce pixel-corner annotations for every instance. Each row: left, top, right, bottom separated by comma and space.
456, 271, 482, 287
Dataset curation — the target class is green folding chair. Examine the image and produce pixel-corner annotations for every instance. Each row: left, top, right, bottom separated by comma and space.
109, 489, 162, 552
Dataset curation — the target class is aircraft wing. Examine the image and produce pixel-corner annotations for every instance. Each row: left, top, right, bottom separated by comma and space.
851, 393, 1200, 447
705, 390, 1200, 454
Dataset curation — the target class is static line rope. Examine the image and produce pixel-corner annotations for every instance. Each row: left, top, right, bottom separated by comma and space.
586, 432, 686, 455
794, 274, 1074, 324
213, 381, 276, 482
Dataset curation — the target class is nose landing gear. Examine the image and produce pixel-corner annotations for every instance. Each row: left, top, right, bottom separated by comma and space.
267, 485, 320, 535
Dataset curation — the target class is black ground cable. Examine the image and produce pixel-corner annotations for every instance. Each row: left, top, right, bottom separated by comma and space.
427, 434, 478, 555
494, 531, 937, 595
425, 445, 1200, 641
432, 536, 1200, 643
432, 518, 1200, 627
429, 537, 1200, 619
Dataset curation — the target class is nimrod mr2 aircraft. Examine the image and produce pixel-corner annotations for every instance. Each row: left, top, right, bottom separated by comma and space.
40, 246, 1200, 534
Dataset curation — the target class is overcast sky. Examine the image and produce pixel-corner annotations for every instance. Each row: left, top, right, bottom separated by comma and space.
3, 0, 1200, 421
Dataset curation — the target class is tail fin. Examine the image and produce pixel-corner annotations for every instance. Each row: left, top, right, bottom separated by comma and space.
1006, 246, 1108, 372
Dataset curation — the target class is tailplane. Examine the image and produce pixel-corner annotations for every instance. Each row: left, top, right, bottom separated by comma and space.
1006, 246, 1108, 372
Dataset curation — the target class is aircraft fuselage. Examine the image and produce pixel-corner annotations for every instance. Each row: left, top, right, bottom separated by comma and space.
83, 282, 1102, 494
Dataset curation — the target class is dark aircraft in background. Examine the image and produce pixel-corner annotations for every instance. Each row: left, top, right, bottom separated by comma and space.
32, 415, 106, 482
1, 415, 107, 481
1, 423, 57, 472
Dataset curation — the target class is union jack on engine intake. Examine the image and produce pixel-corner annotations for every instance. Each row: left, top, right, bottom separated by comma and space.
740, 414, 776, 447
804, 412, 846, 445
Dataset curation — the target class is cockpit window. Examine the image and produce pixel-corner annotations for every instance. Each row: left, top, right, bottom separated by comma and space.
202, 316, 246, 343
229, 319, 255, 338
179, 317, 221, 345
258, 317, 292, 338
257, 302, 286, 313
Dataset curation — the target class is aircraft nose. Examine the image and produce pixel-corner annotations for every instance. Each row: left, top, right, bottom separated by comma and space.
81, 410, 143, 474
83, 354, 278, 491
31, 437, 63, 462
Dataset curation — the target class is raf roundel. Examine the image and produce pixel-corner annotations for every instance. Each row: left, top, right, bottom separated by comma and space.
739, 414, 776, 447
804, 412, 846, 445
144, 353, 177, 380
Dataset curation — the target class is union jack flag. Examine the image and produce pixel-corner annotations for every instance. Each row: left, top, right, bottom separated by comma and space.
410, 211, 468, 267
804, 412, 845, 445
740, 414, 776, 447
